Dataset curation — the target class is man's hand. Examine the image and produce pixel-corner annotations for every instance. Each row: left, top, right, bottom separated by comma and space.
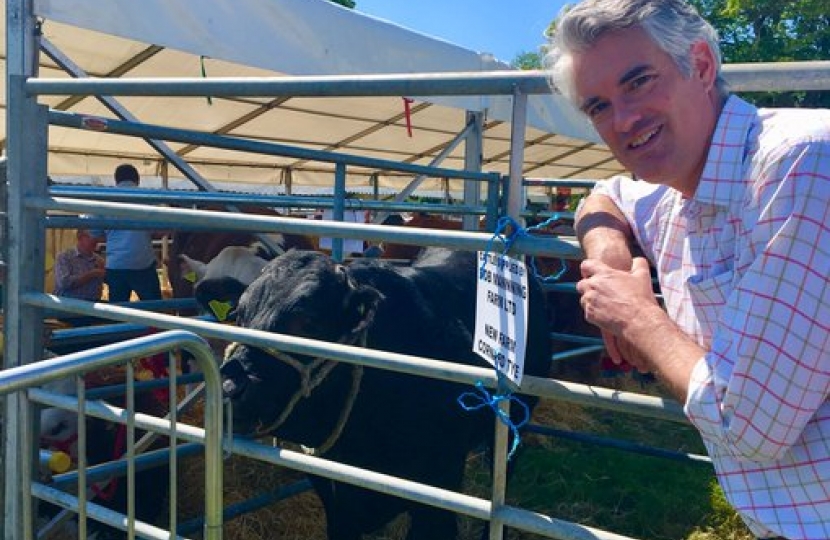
577, 257, 659, 373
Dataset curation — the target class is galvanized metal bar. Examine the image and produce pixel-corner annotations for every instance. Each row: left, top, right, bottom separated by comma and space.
485, 174, 503, 231
549, 332, 604, 346
463, 111, 484, 231
31, 484, 189, 540
47, 110, 494, 182
523, 424, 712, 466
25, 293, 688, 425
20, 380, 35, 540
552, 344, 606, 362
52, 187, 490, 217
331, 162, 346, 262
27, 70, 556, 97
49, 316, 211, 350
0, 330, 224, 540
371, 120, 475, 225
25, 62, 830, 97
722, 61, 830, 92
169, 357, 179, 539
77, 376, 89, 540
42, 444, 203, 489
489, 400, 509, 540
507, 86, 529, 223
1, 157, 7, 285
30, 196, 585, 259
524, 179, 598, 190
4, 3, 49, 539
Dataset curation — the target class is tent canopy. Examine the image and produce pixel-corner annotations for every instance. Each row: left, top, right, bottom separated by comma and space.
3, 0, 624, 196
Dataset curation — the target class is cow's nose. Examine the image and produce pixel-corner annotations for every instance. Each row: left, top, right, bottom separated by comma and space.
220, 359, 249, 398
222, 376, 247, 398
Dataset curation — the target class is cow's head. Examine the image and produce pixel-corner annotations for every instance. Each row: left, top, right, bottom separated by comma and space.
220, 250, 382, 441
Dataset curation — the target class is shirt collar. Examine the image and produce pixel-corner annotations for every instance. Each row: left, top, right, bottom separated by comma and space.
74, 247, 96, 260
694, 95, 759, 208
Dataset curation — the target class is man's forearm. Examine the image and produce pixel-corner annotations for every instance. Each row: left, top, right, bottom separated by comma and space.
575, 193, 635, 271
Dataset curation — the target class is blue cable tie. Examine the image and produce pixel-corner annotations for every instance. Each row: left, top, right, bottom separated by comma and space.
457, 380, 530, 461
525, 213, 571, 283
481, 214, 570, 283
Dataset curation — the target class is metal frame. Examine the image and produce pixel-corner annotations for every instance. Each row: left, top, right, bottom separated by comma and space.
0, 330, 224, 540
5, 1, 830, 538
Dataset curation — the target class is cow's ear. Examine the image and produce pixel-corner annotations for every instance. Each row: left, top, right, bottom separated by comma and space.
179, 254, 207, 282
344, 286, 383, 336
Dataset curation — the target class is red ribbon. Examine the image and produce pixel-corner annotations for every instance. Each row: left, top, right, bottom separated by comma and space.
402, 97, 414, 137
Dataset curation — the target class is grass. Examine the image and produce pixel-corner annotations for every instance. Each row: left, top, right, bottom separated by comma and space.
457, 378, 757, 540
502, 434, 721, 539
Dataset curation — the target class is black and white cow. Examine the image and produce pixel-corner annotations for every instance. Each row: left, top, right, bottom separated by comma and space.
178, 244, 273, 319
220, 247, 552, 540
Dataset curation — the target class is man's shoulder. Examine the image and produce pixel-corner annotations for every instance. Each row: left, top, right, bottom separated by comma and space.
759, 106, 830, 144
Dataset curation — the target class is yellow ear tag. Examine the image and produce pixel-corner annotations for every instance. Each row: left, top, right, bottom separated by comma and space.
209, 300, 232, 322
184, 271, 197, 283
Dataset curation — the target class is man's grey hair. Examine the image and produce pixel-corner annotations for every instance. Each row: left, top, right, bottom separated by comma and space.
545, 0, 728, 106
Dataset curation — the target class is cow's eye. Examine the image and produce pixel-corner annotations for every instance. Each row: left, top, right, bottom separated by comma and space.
287, 314, 314, 336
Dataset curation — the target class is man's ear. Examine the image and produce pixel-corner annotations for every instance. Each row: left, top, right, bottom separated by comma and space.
690, 40, 717, 92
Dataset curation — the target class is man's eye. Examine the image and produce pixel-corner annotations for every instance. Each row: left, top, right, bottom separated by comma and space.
629, 74, 656, 91
586, 102, 609, 119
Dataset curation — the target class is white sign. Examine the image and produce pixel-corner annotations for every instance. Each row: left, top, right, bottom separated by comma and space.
472, 251, 529, 386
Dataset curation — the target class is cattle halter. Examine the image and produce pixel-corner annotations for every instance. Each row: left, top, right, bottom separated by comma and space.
229, 326, 369, 456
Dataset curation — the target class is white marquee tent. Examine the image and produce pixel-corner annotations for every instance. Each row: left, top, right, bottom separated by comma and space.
3, 0, 625, 197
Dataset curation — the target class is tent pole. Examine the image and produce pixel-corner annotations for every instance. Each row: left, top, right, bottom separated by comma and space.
506, 87, 528, 224
462, 111, 484, 231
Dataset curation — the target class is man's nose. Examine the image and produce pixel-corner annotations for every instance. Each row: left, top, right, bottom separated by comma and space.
613, 99, 642, 134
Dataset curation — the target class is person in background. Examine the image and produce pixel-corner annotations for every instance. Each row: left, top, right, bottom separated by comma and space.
545, 1, 829, 539
53, 228, 105, 301
90, 163, 162, 303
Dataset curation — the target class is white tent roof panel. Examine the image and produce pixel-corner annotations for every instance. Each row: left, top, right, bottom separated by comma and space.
2, 0, 627, 195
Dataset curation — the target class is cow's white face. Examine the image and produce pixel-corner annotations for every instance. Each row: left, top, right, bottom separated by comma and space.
180, 245, 273, 320
39, 376, 79, 453
180, 245, 270, 287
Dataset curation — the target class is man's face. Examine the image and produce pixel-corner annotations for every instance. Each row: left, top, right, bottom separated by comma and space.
571, 27, 719, 196
78, 232, 98, 253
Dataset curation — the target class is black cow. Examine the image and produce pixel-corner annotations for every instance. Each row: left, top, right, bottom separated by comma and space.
220, 247, 552, 540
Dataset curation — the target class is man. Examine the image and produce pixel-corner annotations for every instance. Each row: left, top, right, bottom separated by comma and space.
90, 164, 162, 303
546, 1, 829, 539
53, 228, 105, 301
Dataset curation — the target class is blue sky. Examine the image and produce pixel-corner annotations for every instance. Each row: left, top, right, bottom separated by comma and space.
353, 0, 570, 65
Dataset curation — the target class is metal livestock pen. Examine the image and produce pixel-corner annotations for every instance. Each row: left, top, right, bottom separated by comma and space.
4, 1, 830, 538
